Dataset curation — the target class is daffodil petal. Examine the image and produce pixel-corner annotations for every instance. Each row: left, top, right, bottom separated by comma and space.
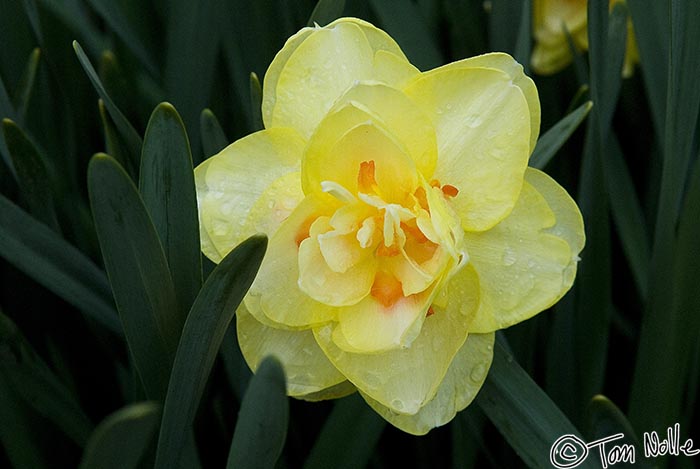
361, 332, 494, 435
236, 303, 346, 397
303, 117, 418, 204
314, 264, 479, 414
373, 50, 421, 88
318, 227, 373, 273
524, 167, 585, 287
327, 17, 407, 58
426, 52, 540, 153
531, 41, 576, 76
298, 381, 356, 402
330, 82, 437, 178
270, 21, 374, 138
262, 28, 315, 128
531, 0, 589, 75
195, 127, 305, 262
329, 287, 430, 353
403, 67, 531, 231
298, 230, 377, 307
534, 0, 588, 42
249, 194, 339, 328
466, 169, 584, 332
242, 171, 305, 239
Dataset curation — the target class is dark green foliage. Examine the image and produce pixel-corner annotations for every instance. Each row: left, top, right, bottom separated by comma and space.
0, 1, 697, 468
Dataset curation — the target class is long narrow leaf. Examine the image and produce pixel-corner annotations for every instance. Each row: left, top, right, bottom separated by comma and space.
154, 235, 267, 469
368, 0, 443, 70
0, 375, 49, 469
12, 47, 41, 123
85, 0, 158, 77
303, 393, 386, 469
605, 134, 650, 299
200, 108, 228, 158
88, 153, 180, 400
529, 101, 593, 170
630, 0, 700, 435
227, 356, 288, 469
73, 41, 143, 174
307, 0, 346, 26
476, 335, 598, 469
0, 312, 94, 446
139, 103, 201, 315
2, 118, 59, 231
79, 402, 161, 469
163, 1, 222, 157
0, 194, 120, 334
249, 72, 264, 132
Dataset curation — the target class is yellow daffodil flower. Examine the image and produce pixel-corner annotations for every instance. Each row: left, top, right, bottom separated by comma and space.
531, 0, 639, 77
195, 17, 584, 434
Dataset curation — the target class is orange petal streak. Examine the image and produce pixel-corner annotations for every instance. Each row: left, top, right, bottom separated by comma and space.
358, 160, 378, 194
371, 271, 404, 308
294, 216, 316, 247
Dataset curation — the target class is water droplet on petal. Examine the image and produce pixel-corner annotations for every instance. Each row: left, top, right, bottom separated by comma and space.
470, 363, 487, 382
502, 247, 517, 266
465, 114, 483, 128
362, 371, 382, 389
391, 399, 404, 411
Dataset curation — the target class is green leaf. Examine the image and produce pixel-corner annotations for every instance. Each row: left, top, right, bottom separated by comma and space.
630, 0, 700, 435
586, 396, 654, 469
604, 134, 650, 300
79, 402, 161, 469
586, 395, 638, 443
476, 335, 598, 469
307, 0, 346, 26
0, 194, 121, 334
220, 321, 252, 402
154, 235, 267, 469
73, 41, 143, 175
12, 47, 41, 123
36, 0, 107, 58
84, 0, 158, 77
489, 0, 529, 64
227, 356, 288, 469
513, 0, 532, 72
139, 102, 201, 316
249, 72, 264, 132
0, 374, 49, 469
573, 117, 612, 422
627, 0, 669, 139
529, 101, 593, 170
99, 99, 137, 178
368, 0, 443, 70
88, 153, 180, 400
2, 118, 59, 231
200, 108, 228, 158
303, 393, 385, 469
0, 312, 94, 446
163, 0, 223, 159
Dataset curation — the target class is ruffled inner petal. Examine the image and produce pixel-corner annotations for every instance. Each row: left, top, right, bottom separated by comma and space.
313, 264, 480, 414
403, 66, 531, 231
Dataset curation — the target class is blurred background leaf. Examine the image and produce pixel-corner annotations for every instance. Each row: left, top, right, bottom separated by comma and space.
1, 0, 698, 467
